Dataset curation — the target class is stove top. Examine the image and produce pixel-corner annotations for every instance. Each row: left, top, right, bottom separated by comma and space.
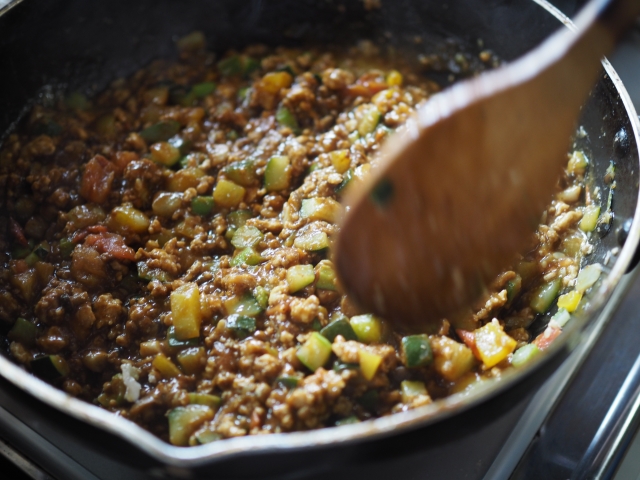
2, 3, 640, 480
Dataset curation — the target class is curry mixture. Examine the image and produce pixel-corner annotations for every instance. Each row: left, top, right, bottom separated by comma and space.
0, 33, 605, 445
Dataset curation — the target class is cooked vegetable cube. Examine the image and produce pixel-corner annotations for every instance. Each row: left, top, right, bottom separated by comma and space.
195, 429, 222, 445
315, 261, 337, 291
297, 332, 332, 371
474, 321, 517, 368
557, 290, 582, 312
386, 70, 403, 87
335, 169, 354, 195
170, 282, 202, 340
109, 205, 150, 235
511, 344, 541, 367
550, 308, 571, 328
357, 105, 381, 136
31, 355, 69, 380
231, 225, 263, 249
191, 196, 215, 216
264, 156, 291, 191
575, 263, 602, 293
150, 141, 181, 166
230, 247, 263, 267
299, 198, 341, 223
276, 106, 300, 133
506, 275, 522, 303
177, 347, 206, 374
293, 231, 330, 251
140, 120, 181, 143
530, 278, 561, 314
358, 350, 382, 380
213, 179, 246, 208
350, 314, 383, 344
8, 317, 37, 346
259, 71, 293, 94
401, 334, 433, 368
224, 293, 263, 317
168, 405, 214, 446
431, 336, 475, 381
225, 314, 256, 339
253, 286, 270, 309
166, 326, 198, 349
153, 353, 181, 378
223, 158, 258, 186
320, 317, 357, 342
191, 82, 216, 98
225, 209, 253, 240
188, 393, 221, 409
286, 264, 315, 293
400, 380, 427, 403
329, 150, 350, 173
580, 204, 600, 232
167, 167, 205, 192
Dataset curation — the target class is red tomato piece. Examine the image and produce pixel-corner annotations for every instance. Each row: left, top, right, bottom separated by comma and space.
84, 232, 135, 261
533, 325, 562, 351
80, 155, 116, 204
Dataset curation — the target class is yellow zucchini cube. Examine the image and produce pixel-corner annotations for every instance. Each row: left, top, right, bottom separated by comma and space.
153, 353, 181, 378
213, 179, 245, 208
358, 350, 382, 381
171, 282, 202, 340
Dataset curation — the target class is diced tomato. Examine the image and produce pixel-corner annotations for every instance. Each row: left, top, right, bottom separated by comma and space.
456, 329, 481, 360
533, 325, 562, 351
80, 155, 116, 204
84, 232, 135, 261
9, 217, 28, 246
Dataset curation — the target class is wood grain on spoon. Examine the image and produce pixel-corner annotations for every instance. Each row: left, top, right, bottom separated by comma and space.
334, 0, 640, 333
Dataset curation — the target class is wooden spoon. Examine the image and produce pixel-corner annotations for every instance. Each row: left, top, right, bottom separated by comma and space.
334, 0, 640, 333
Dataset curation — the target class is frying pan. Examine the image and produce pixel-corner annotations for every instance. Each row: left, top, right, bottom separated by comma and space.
0, 0, 639, 473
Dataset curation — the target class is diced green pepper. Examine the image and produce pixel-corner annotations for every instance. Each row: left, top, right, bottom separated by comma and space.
286, 264, 315, 293
224, 293, 263, 317
315, 261, 337, 291
530, 278, 562, 314
320, 318, 357, 342
276, 106, 300, 133
31, 355, 69, 380
223, 158, 259, 186
297, 332, 332, 371
311, 318, 322, 331
511, 344, 541, 367
231, 225, 263, 249
168, 405, 214, 446
166, 326, 199, 350
8, 318, 37, 347
275, 376, 299, 389
188, 392, 221, 409
191, 196, 215, 216
225, 314, 256, 339
140, 120, 181, 143
350, 314, 383, 344
191, 82, 216, 98
264, 156, 291, 191
401, 334, 433, 368
230, 247, 263, 267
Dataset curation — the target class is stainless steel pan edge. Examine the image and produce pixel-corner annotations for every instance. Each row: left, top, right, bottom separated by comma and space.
0, 0, 639, 467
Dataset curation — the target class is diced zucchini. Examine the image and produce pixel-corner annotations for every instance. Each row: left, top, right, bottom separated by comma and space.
335, 169, 354, 195
350, 314, 383, 344
152, 192, 183, 217
474, 320, 517, 368
30, 355, 69, 380
230, 247, 263, 267
188, 393, 221, 409
358, 350, 382, 381
152, 353, 181, 378
24, 252, 39, 267
195, 429, 222, 445
315, 261, 337, 291
557, 290, 583, 312
506, 275, 522, 304
191, 82, 216, 98
580, 205, 600, 232
253, 286, 270, 309
170, 282, 202, 340
275, 376, 299, 389
213, 179, 246, 208
166, 326, 198, 349
169, 136, 192, 156
150, 141, 181, 166
168, 405, 214, 446
276, 105, 300, 133
299, 198, 341, 223
140, 120, 181, 143
293, 231, 330, 251
401, 335, 433, 368
357, 105, 381, 136
511, 344, 541, 367
191, 196, 215, 216
264, 156, 291, 191
109, 205, 150, 235
329, 150, 350, 174
296, 332, 332, 371
516, 261, 539, 285
335, 416, 360, 426
530, 278, 562, 314
177, 347, 206, 374
575, 264, 602, 293
231, 225, 263, 249
567, 150, 588, 175
167, 167, 205, 192
225, 209, 253, 240
550, 308, 571, 328
400, 380, 427, 403
223, 158, 258, 187
320, 318, 357, 342
224, 293, 263, 317
225, 314, 256, 339
333, 361, 359, 372
58, 238, 75, 258
286, 264, 315, 293
8, 318, 37, 347
137, 262, 173, 283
